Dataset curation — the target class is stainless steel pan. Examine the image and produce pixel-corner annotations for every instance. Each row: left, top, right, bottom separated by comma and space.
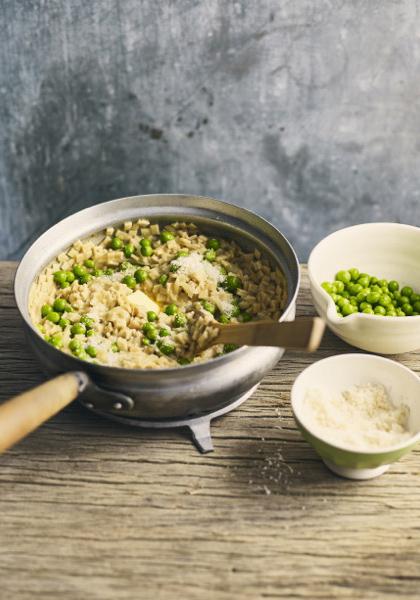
1, 195, 300, 452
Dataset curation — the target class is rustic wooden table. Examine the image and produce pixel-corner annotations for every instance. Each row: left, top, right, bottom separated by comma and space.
1, 262, 419, 599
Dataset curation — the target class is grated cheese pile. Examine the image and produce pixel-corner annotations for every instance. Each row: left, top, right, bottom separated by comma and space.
303, 383, 412, 451
171, 252, 225, 285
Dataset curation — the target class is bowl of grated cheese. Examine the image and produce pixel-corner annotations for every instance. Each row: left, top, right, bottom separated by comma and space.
291, 354, 420, 479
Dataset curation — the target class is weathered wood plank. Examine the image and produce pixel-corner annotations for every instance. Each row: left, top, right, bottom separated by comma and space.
0, 262, 419, 599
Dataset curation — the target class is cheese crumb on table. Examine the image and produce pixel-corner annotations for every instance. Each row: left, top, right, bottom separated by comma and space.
303, 383, 412, 451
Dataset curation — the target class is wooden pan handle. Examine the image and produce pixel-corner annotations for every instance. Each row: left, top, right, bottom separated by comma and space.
0, 372, 88, 454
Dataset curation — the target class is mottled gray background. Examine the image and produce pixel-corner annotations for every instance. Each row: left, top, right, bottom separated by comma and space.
1, 0, 420, 261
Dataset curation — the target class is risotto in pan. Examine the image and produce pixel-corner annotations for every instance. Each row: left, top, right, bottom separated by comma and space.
29, 219, 287, 368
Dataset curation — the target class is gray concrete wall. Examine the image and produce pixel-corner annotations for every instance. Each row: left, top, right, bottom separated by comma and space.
1, 0, 420, 261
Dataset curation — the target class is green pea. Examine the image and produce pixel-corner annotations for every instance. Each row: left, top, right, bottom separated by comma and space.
177, 357, 191, 366
204, 249, 216, 262
170, 262, 180, 272
358, 276, 370, 288
146, 326, 158, 342
341, 291, 350, 299
359, 302, 372, 311
174, 313, 187, 328
122, 275, 137, 289
80, 315, 94, 328
159, 328, 170, 337
111, 342, 120, 352
53, 271, 67, 285
69, 339, 81, 352
401, 286, 413, 298
140, 238, 152, 247
123, 243, 134, 258
201, 300, 216, 314
85, 345, 97, 358
378, 294, 392, 307
413, 301, 420, 312
165, 304, 178, 315
53, 298, 68, 313
79, 273, 92, 284
411, 293, 420, 303
396, 308, 406, 317
105, 268, 114, 276
240, 311, 252, 322
159, 274, 168, 286
349, 297, 358, 306
336, 297, 350, 308
147, 311, 158, 322
362, 307, 374, 314
41, 304, 53, 317
322, 282, 334, 294
230, 304, 241, 318
351, 283, 363, 295
386, 309, 397, 317
370, 285, 381, 294
224, 275, 242, 292
71, 323, 86, 336
388, 280, 399, 292
402, 303, 414, 315
378, 279, 388, 288
92, 268, 104, 277
119, 261, 131, 271
219, 314, 231, 324
366, 292, 380, 304
342, 304, 357, 316
158, 341, 175, 355
374, 305, 386, 315
86, 329, 95, 337
160, 230, 175, 243
134, 268, 148, 283
370, 277, 379, 285
333, 281, 345, 293
398, 295, 410, 306
176, 250, 189, 258
61, 281, 70, 289
142, 337, 151, 346
141, 245, 154, 257
223, 343, 238, 353
206, 238, 220, 251
48, 334, 62, 348
111, 237, 123, 250
46, 311, 60, 323
84, 259, 95, 269
65, 271, 75, 283
335, 270, 351, 284
393, 291, 402, 302
356, 290, 369, 303
73, 265, 86, 278
330, 293, 339, 303
349, 268, 360, 281
58, 317, 70, 329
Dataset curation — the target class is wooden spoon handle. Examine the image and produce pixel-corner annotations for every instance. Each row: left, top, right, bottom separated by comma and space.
0, 372, 88, 454
216, 317, 325, 351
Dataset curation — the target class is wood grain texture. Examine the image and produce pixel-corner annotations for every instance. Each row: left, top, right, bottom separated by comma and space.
1, 262, 420, 599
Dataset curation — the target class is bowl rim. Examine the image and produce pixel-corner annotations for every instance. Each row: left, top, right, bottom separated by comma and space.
307, 222, 420, 325
291, 353, 420, 455
14, 193, 300, 375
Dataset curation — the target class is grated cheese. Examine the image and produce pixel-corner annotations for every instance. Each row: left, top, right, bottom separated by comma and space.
303, 383, 412, 451
171, 252, 224, 285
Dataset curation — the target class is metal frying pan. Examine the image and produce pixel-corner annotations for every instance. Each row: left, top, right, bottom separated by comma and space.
1, 195, 301, 452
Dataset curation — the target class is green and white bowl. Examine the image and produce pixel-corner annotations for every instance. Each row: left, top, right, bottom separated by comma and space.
291, 354, 420, 480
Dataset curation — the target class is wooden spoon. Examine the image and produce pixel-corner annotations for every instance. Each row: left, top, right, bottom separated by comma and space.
199, 317, 325, 353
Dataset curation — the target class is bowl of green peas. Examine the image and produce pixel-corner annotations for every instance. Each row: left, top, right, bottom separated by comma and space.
308, 223, 420, 354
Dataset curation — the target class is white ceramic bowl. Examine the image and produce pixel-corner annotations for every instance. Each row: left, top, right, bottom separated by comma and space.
291, 354, 420, 479
308, 223, 420, 353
